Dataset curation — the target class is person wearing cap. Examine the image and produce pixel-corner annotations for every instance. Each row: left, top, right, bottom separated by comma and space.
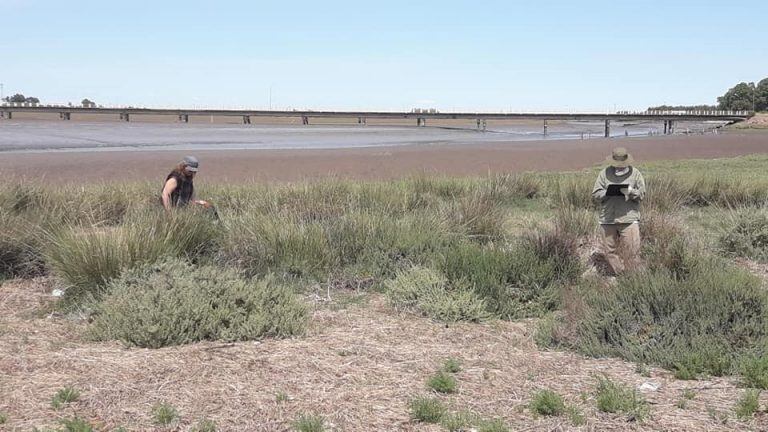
161, 155, 211, 211
591, 147, 646, 275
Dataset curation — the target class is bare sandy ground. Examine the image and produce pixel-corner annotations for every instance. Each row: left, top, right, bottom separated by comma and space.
2, 132, 768, 184
1, 278, 760, 431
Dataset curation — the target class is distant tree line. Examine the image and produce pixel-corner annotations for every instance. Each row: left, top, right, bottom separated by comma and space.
2, 93, 40, 104
647, 77, 768, 113
647, 104, 717, 111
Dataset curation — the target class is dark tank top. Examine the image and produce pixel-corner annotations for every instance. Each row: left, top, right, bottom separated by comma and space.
164, 171, 194, 207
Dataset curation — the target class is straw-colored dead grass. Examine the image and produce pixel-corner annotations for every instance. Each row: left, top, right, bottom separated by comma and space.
0, 278, 765, 431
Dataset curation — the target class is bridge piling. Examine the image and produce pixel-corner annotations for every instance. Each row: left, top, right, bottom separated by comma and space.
482, 119, 487, 131
668, 120, 675, 134
242, 115, 251, 124
179, 114, 189, 123
119, 113, 130, 122
543, 120, 548, 137
301, 115, 309, 125
604, 119, 611, 138
59, 112, 71, 121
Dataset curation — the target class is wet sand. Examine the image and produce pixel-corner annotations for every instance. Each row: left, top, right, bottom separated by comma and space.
2, 132, 767, 183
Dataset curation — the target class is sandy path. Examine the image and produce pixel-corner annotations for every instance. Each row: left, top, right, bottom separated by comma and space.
1, 132, 767, 183
0, 278, 760, 431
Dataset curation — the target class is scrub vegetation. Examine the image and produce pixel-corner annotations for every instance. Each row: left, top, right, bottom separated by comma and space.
3, 154, 768, 429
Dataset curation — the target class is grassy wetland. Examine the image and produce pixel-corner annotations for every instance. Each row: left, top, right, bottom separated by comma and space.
3, 154, 768, 430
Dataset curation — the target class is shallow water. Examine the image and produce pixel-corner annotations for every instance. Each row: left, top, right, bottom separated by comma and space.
0, 120, 725, 153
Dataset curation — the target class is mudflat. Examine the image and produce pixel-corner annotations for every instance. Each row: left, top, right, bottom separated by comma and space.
2, 132, 767, 183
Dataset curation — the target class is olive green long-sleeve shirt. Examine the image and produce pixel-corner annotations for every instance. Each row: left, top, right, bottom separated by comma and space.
591, 166, 646, 224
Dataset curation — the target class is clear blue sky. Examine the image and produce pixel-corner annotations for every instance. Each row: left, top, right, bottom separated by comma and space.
1, 0, 766, 112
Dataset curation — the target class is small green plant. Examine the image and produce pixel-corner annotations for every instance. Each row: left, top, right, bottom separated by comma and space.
151, 402, 179, 426
276, 391, 290, 403
443, 358, 462, 373
440, 410, 476, 431
683, 389, 696, 400
427, 370, 458, 394
566, 405, 586, 426
477, 418, 509, 432
409, 396, 446, 423
741, 355, 768, 389
0, 413, 7, 424
191, 419, 217, 432
735, 389, 761, 420
51, 386, 80, 409
58, 417, 95, 432
293, 413, 325, 432
529, 389, 565, 416
595, 376, 649, 422
635, 363, 651, 378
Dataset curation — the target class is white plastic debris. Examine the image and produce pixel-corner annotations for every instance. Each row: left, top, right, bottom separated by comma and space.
51, 289, 64, 297
638, 381, 661, 392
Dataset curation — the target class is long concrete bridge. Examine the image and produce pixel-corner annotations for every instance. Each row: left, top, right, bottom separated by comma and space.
0, 105, 753, 137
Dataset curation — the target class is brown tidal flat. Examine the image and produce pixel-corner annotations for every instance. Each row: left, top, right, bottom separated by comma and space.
1, 132, 767, 183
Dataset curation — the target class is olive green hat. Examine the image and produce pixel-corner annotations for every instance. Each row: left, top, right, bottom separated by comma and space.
606, 147, 634, 168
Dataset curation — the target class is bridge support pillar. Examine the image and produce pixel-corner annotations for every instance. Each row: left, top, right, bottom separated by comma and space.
119, 113, 130, 122
6, 112, 10, 120
358, 116, 366, 126
179, 114, 189, 123
60, 112, 71, 120
543, 120, 548, 137
301, 115, 309, 125
604, 119, 611, 138
663, 121, 668, 135
668, 120, 674, 134
0, 111, 5, 119
243, 115, 251, 124
417, 117, 425, 127
482, 119, 487, 131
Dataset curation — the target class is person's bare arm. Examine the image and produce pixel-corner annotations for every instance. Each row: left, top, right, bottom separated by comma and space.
161, 177, 178, 212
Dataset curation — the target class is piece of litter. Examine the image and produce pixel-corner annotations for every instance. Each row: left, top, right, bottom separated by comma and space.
638, 381, 661, 392
51, 289, 64, 297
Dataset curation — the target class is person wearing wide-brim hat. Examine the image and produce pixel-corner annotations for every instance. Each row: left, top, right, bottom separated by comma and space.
160, 155, 212, 212
591, 147, 646, 275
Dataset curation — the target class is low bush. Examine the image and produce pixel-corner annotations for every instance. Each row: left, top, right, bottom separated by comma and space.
529, 389, 565, 416
151, 402, 179, 426
443, 358, 462, 373
386, 266, 490, 323
719, 210, 768, 262
545, 257, 768, 379
427, 370, 458, 394
90, 260, 308, 348
741, 356, 768, 389
734, 389, 761, 420
440, 411, 475, 431
0, 211, 46, 278
45, 210, 221, 306
595, 376, 649, 422
51, 387, 80, 410
408, 396, 446, 423
293, 413, 325, 432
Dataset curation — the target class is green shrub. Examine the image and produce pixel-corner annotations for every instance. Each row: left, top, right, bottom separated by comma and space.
554, 206, 595, 239
443, 358, 462, 373
46, 210, 221, 306
734, 389, 761, 419
741, 356, 768, 389
549, 259, 768, 377
386, 266, 490, 323
408, 396, 446, 423
293, 413, 325, 432
51, 386, 80, 409
440, 410, 476, 431
529, 389, 565, 416
0, 210, 46, 278
444, 189, 505, 240
477, 418, 509, 432
0, 413, 7, 424
595, 376, 649, 421
191, 419, 217, 432
90, 260, 308, 348
57, 417, 95, 432
720, 210, 768, 262
427, 370, 458, 394
151, 402, 178, 426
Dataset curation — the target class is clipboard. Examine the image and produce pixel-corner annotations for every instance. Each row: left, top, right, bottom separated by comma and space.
606, 184, 629, 197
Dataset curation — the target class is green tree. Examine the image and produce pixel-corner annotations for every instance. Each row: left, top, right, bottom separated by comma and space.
756, 78, 768, 112
718, 82, 756, 111
25, 96, 40, 104
4, 93, 26, 103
